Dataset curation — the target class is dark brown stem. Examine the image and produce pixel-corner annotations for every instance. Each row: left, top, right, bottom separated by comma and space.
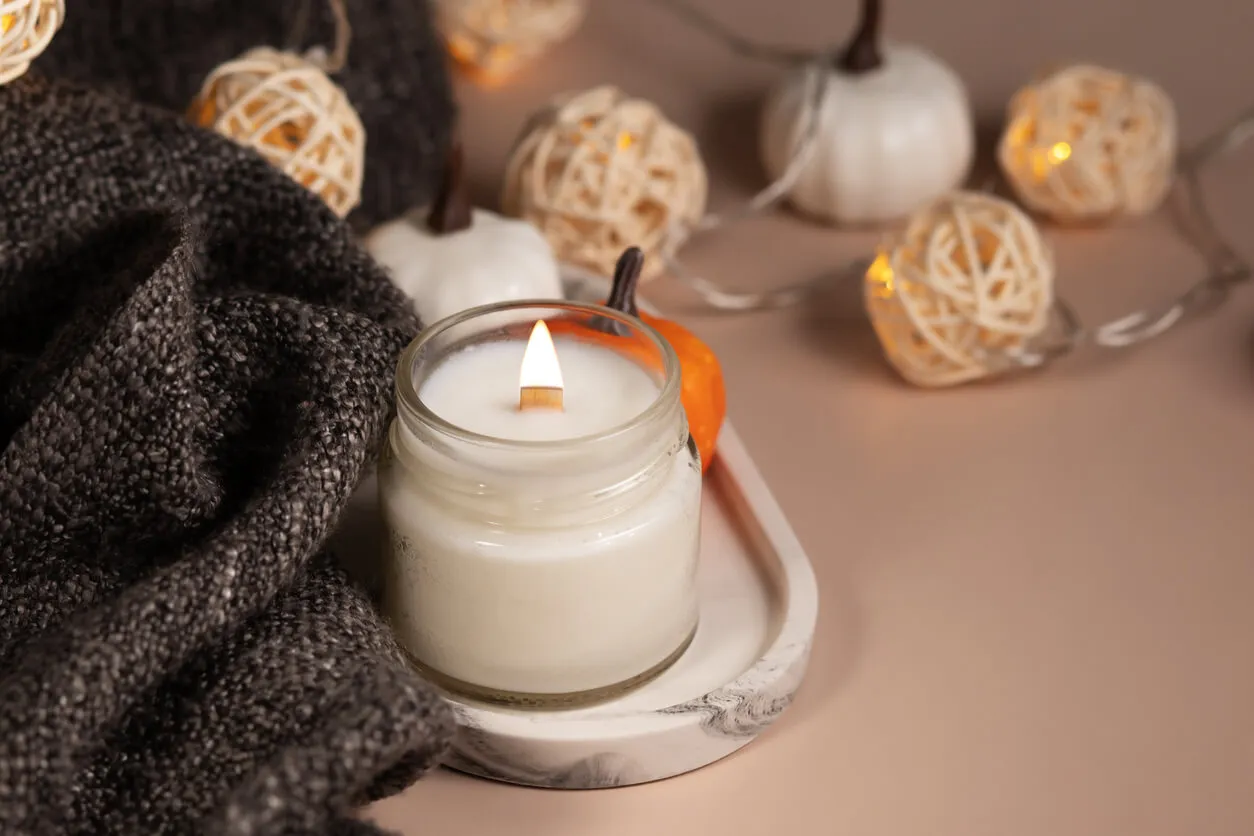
836, 0, 883, 74
426, 136, 473, 234
587, 247, 646, 336
606, 247, 644, 317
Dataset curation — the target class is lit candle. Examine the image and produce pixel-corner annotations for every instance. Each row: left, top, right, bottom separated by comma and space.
516, 319, 564, 411
378, 301, 702, 708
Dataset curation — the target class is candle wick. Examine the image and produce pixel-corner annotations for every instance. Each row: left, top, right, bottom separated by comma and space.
518, 386, 564, 411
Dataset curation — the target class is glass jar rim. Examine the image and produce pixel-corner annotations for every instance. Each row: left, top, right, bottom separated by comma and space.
394, 299, 683, 452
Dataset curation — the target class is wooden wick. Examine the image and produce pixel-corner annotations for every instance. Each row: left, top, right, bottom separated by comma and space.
518, 386, 564, 411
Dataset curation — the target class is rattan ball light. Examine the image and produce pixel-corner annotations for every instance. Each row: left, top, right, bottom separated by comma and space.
189, 47, 365, 218
501, 85, 708, 281
0, 0, 63, 85
997, 64, 1177, 224
435, 0, 587, 82
864, 191, 1056, 387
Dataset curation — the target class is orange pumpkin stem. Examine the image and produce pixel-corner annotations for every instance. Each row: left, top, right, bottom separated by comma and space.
607, 246, 646, 317
584, 246, 647, 338
602, 246, 717, 469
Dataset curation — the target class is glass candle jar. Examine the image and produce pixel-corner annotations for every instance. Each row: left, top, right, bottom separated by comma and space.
379, 301, 702, 709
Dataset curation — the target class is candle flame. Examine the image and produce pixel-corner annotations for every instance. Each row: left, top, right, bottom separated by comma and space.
519, 320, 564, 392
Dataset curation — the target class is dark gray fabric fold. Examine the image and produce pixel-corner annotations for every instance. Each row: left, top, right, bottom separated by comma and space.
37, 0, 458, 230
0, 74, 454, 835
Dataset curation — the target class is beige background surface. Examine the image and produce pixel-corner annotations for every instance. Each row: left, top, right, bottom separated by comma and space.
367, 1, 1254, 833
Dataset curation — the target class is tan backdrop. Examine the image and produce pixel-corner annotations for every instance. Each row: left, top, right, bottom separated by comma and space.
366, 1, 1254, 833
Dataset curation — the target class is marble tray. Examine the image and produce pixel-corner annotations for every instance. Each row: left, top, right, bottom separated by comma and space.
330, 269, 818, 789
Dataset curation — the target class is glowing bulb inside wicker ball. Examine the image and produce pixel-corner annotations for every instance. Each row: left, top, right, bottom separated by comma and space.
0, 0, 64, 85
435, 0, 587, 83
864, 191, 1056, 388
501, 85, 708, 281
997, 64, 1177, 223
188, 47, 365, 218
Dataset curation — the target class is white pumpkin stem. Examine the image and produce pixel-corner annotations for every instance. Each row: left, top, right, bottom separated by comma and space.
427, 137, 474, 235
837, 0, 883, 74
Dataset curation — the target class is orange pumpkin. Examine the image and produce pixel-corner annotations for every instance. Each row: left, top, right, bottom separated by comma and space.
553, 248, 725, 472
648, 308, 725, 473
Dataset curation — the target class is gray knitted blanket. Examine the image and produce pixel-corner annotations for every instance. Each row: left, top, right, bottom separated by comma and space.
38, 0, 457, 230
0, 74, 454, 834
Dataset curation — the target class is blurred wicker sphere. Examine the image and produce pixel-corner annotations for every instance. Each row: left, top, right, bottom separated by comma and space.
864, 191, 1055, 387
501, 85, 707, 281
435, 0, 586, 82
0, 0, 64, 85
189, 47, 365, 218
998, 64, 1177, 223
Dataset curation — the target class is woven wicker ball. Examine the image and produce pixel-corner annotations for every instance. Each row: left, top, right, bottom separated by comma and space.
864, 191, 1056, 387
997, 64, 1177, 223
435, 0, 586, 81
0, 0, 63, 85
189, 47, 365, 218
501, 85, 708, 281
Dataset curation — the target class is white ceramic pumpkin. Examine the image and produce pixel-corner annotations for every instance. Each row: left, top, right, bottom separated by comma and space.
759, 0, 974, 225
365, 142, 564, 326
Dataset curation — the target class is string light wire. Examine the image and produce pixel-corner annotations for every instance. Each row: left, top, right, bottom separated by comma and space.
287, 0, 352, 73
646, 0, 1253, 366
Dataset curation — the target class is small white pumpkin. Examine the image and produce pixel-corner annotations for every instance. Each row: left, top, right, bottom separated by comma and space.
759, 0, 974, 225
366, 141, 564, 326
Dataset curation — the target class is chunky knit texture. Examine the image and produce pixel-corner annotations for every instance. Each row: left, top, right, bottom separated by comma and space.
0, 74, 455, 834
38, 0, 458, 230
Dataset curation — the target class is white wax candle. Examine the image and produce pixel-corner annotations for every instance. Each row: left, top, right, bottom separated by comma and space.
380, 333, 702, 700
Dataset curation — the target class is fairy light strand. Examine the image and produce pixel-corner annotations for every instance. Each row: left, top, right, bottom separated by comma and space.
649, 0, 836, 310
645, 0, 1253, 368
286, 0, 352, 73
